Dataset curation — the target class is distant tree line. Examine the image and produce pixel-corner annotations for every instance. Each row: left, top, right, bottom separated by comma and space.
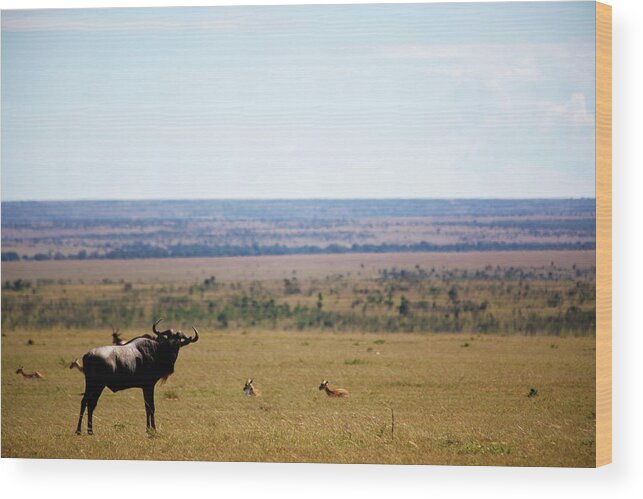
3, 241, 596, 262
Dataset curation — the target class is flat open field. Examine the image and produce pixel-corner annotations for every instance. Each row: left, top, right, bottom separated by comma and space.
1, 328, 595, 466
1, 250, 595, 284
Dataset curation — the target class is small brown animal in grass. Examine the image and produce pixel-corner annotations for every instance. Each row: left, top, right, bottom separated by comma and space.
111, 325, 126, 345
319, 380, 349, 397
243, 378, 260, 396
69, 358, 84, 372
16, 367, 44, 379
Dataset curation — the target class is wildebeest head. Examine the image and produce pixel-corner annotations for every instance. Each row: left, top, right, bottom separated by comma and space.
152, 319, 199, 349
151, 319, 199, 380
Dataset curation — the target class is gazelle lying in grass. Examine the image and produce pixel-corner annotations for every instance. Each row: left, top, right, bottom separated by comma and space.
69, 358, 84, 372
243, 378, 260, 396
319, 380, 349, 397
16, 367, 44, 379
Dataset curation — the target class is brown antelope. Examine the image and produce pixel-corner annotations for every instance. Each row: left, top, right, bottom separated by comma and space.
243, 378, 260, 397
69, 358, 84, 373
16, 367, 44, 379
319, 380, 349, 397
111, 325, 126, 346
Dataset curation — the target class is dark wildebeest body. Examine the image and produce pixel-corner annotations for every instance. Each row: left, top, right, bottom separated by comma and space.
75, 320, 198, 435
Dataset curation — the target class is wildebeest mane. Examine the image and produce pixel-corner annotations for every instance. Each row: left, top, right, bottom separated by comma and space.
129, 336, 179, 379
121, 334, 154, 345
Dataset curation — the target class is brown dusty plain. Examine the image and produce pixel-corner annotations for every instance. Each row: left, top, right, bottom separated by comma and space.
1, 250, 595, 284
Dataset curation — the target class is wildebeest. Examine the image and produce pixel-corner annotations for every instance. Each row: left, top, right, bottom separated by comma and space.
318, 380, 349, 397
75, 319, 199, 435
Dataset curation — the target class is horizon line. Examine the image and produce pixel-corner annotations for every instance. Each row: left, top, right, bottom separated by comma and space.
0, 196, 597, 203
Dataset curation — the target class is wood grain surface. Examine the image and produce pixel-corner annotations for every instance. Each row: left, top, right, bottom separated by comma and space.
596, 1, 612, 468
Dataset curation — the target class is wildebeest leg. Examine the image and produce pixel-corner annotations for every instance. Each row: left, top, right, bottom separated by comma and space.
142, 388, 150, 429
143, 385, 156, 430
75, 393, 88, 435
86, 385, 105, 435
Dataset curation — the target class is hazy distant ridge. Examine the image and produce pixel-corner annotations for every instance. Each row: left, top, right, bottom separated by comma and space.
1, 199, 596, 224
1, 199, 596, 261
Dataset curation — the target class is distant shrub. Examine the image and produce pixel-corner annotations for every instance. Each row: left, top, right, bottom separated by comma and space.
1, 252, 20, 261
3, 279, 31, 292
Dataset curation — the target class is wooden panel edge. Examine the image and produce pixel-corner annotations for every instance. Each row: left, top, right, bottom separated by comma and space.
595, 1, 612, 468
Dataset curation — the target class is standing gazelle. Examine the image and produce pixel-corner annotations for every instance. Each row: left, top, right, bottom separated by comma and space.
16, 367, 44, 379
318, 380, 349, 397
243, 379, 260, 396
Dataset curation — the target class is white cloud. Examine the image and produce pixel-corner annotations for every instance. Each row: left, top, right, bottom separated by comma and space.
383, 44, 465, 60
544, 93, 594, 126
382, 41, 592, 86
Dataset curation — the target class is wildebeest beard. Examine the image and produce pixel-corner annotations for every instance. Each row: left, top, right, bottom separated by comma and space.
139, 336, 180, 383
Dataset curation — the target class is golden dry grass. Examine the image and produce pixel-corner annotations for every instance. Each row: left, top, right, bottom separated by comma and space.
1, 328, 595, 466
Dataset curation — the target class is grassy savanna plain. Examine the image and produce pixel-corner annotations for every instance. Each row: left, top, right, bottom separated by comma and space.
1, 251, 595, 466
2, 329, 595, 466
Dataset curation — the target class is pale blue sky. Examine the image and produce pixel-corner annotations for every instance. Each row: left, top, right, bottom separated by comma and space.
1, 2, 596, 201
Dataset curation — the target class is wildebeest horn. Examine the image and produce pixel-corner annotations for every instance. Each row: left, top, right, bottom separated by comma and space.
152, 319, 172, 336
181, 326, 199, 345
